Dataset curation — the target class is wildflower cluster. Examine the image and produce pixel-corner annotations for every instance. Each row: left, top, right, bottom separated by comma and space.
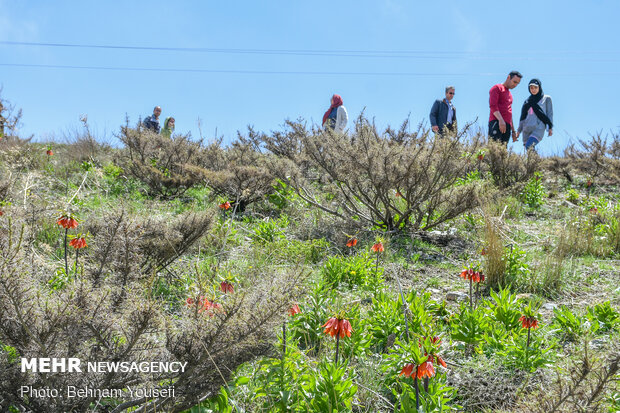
458, 268, 485, 283
520, 315, 539, 329
57, 215, 78, 229
322, 317, 353, 338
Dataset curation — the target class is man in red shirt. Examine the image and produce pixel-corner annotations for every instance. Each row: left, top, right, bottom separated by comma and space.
489, 71, 522, 144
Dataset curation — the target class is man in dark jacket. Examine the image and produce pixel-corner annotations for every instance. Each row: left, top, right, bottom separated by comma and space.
429, 86, 456, 136
143, 106, 162, 133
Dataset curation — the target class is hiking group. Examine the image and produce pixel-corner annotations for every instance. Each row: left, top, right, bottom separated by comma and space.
143, 105, 175, 139
142, 70, 553, 152
427, 70, 553, 151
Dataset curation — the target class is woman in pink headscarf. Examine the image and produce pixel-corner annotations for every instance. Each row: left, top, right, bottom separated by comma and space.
322, 94, 348, 133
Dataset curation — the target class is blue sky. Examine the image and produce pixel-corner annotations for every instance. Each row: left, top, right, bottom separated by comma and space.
1, 0, 619, 155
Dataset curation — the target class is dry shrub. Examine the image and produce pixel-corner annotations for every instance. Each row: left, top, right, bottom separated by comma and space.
0, 207, 308, 412
483, 140, 540, 189
520, 344, 620, 413
203, 131, 279, 212
543, 156, 574, 183
268, 116, 486, 231
117, 120, 209, 198
564, 131, 620, 184
86, 207, 214, 284
448, 355, 539, 412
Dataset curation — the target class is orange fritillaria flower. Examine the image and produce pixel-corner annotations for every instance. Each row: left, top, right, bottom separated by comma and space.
288, 304, 301, 316
395, 191, 402, 198
519, 315, 539, 329
57, 216, 78, 229
69, 237, 87, 249
399, 363, 415, 378
46, 149, 54, 156
220, 281, 234, 294
0, 210, 4, 216
219, 201, 231, 210
322, 317, 353, 338
590, 207, 598, 214
371, 242, 384, 253
471, 271, 485, 283
477, 154, 485, 161
417, 360, 435, 379
346, 238, 358, 247
459, 269, 472, 279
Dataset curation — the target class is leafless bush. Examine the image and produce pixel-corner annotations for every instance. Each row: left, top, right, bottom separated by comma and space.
448, 355, 540, 412
483, 140, 540, 189
86, 207, 214, 285
564, 132, 620, 183
0, 91, 25, 142
543, 156, 574, 183
522, 344, 620, 413
268, 115, 486, 231
203, 131, 279, 212
116, 120, 209, 198
0, 207, 308, 412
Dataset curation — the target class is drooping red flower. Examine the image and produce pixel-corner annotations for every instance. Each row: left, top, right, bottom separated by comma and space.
57, 215, 79, 229
471, 271, 485, 283
186, 297, 195, 306
520, 315, 539, 329
399, 363, 415, 378
322, 317, 353, 338
0, 210, 4, 216
458, 268, 484, 283
395, 191, 402, 198
288, 304, 301, 316
417, 360, 435, 379
586, 179, 593, 188
589, 207, 598, 214
346, 238, 358, 247
371, 242, 384, 253
480, 247, 487, 256
46, 149, 54, 156
219, 201, 231, 210
477, 154, 485, 161
220, 281, 234, 294
459, 268, 473, 280
69, 237, 87, 249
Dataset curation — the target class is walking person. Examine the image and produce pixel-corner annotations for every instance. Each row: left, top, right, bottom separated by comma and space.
516, 79, 553, 151
161, 117, 175, 139
322, 94, 348, 133
429, 86, 457, 136
143, 106, 162, 133
488, 71, 522, 144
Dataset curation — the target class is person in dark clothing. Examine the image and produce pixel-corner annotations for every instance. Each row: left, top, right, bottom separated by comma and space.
143, 106, 162, 133
430, 86, 457, 135
488, 71, 522, 144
